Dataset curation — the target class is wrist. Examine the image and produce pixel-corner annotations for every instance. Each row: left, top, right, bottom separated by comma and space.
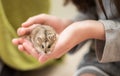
80, 20, 105, 40
73, 20, 105, 42
62, 19, 73, 27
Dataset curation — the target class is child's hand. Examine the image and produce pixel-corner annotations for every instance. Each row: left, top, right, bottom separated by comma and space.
19, 14, 72, 35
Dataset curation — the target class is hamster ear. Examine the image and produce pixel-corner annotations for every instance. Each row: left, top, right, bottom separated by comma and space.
47, 32, 56, 41
36, 37, 42, 44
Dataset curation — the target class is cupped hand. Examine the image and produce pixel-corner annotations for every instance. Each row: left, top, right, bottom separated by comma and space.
21, 14, 72, 35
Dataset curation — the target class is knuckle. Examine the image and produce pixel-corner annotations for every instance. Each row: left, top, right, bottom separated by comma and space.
40, 13, 47, 18
28, 17, 33, 21
27, 14, 47, 22
41, 13, 47, 16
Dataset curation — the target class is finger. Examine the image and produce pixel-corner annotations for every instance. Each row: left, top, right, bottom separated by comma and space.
22, 14, 47, 27
18, 45, 31, 55
17, 24, 39, 36
12, 38, 25, 45
21, 14, 63, 34
22, 40, 39, 58
12, 38, 20, 45
17, 27, 30, 36
18, 45, 25, 51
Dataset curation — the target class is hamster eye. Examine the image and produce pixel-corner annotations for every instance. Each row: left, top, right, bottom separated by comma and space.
41, 45, 44, 48
48, 45, 51, 48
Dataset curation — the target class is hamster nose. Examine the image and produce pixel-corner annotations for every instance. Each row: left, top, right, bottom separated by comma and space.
45, 50, 47, 54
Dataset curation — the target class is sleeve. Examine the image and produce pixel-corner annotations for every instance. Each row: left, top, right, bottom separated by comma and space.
95, 20, 120, 62
69, 7, 98, 54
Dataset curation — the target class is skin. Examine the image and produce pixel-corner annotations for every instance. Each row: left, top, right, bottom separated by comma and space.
12, 14, 105, 63
80, 73, 96, 76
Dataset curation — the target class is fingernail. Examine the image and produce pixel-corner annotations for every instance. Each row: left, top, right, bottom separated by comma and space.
12, 38, 19, 45
21, 28, 25, 35
17, 28, 21, 36
12, 39, 16, 43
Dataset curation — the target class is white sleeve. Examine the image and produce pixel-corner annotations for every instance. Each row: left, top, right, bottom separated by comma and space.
95, 20, 120, 62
